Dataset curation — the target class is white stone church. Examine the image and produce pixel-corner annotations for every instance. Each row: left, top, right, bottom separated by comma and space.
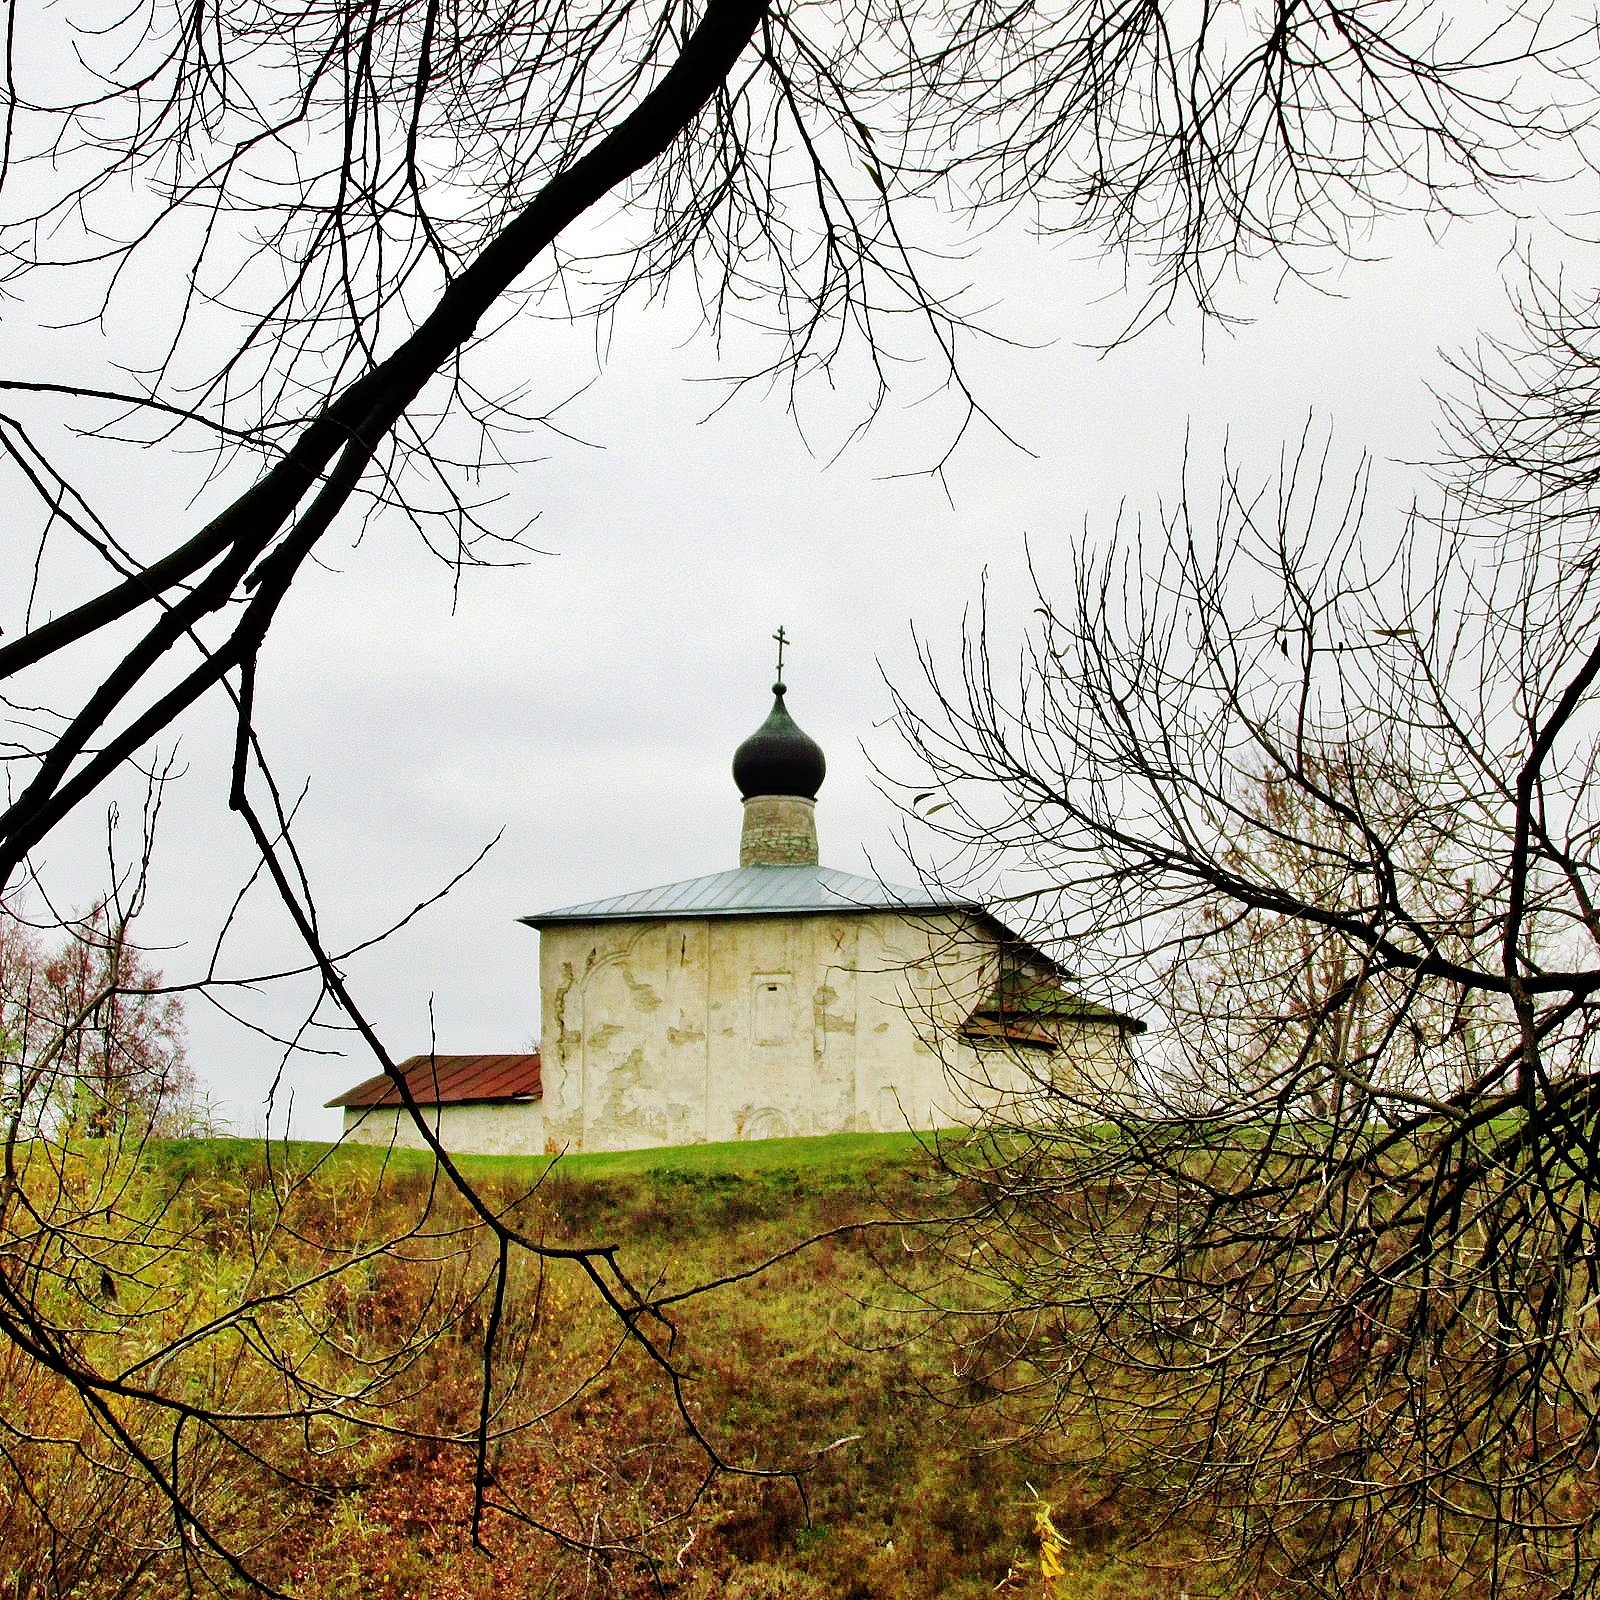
330, 658, 1141, 1154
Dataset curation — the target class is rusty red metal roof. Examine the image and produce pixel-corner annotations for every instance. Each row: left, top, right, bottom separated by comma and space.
326, 1053, 542, 1110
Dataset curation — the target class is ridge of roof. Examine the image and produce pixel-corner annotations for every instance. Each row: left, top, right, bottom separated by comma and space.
521, 863, 983, 927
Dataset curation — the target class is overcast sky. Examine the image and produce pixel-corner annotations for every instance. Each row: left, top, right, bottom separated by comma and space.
12, 186, 1569, 1138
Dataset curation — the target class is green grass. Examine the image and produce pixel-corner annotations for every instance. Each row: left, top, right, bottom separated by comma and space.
535, 1126, 938, 1179
146, 1126, 946, 1188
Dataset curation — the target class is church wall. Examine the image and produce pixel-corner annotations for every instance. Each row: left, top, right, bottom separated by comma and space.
538, 909, 1112, 1152
851, 910, 988, 1131
956, 1020, 1139, 1119
1048, 1019, 1144, 1108
340, 1100, 546, 1156
703, 911, 863, 1141
541, 918, 715, 1151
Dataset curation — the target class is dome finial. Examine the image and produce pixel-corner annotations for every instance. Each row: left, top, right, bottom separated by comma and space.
772, 624, 789, 696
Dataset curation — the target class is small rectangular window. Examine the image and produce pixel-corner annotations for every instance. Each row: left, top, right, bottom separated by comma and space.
753, 974, 791, 1046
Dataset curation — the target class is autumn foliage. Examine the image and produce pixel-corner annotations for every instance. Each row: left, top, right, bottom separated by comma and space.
0, 902, 195, 1140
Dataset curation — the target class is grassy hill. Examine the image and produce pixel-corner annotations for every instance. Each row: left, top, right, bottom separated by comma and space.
3, 1131, 1205, 1599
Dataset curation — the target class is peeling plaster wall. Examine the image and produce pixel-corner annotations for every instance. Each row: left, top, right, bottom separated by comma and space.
340, 1100, 545, 1156
537, 911, 1134, 1153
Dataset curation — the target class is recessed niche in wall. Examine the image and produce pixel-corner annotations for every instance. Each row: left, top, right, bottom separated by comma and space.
752, 974, 792, 1046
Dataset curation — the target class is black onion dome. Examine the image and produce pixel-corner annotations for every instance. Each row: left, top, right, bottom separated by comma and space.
732, 683, 826, 800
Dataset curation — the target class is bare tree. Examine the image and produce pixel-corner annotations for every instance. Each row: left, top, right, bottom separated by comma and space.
1155, 752, 1495, 1119
0, 0, 1596, 1587
894, 325, 1600, 1593
2, 898, 197, 1140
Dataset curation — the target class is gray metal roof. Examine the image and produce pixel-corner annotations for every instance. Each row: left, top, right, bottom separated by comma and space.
522, 864, 982, 927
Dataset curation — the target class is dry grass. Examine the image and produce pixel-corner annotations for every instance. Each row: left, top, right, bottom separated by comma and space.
0, 1132, 1510, 1599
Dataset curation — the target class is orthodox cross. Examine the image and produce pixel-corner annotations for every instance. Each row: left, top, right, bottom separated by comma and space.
772, 625, 789, 684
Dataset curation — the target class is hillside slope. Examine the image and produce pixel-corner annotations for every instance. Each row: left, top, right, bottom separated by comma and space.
3, 1133, 1197, 1599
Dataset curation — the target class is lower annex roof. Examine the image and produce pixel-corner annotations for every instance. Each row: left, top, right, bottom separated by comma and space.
327, 1053, 543, 1110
